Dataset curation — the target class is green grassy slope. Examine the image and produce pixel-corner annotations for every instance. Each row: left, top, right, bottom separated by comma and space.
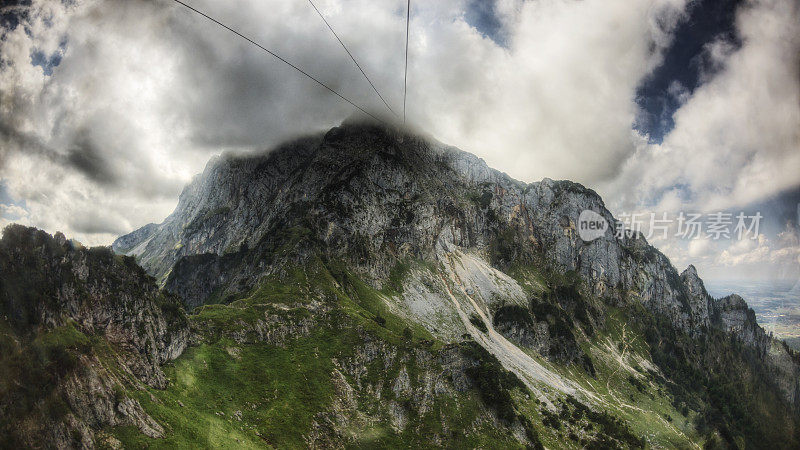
105, 260, 711, 449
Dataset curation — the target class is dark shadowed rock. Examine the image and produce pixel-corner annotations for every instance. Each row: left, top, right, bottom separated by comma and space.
0, 225, 189, 448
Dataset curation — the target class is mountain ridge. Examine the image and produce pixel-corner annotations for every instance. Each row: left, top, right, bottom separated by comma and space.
117, 122, 759, 342
2, 122, 796, 448
0, 225, 189, 447
111, 122, 800, 446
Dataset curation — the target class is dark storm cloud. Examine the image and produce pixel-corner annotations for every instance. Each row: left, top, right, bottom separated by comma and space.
1, 0, 797, 266
161, 0, 393, 150
0, 0, 412, 244
68, 212, 128, 235
65, 129, 116, 185
0, 120, 51, 162
0, 120, 116, 185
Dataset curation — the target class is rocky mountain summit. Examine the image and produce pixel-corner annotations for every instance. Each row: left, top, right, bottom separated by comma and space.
0, 225, 188, 448
2, 122, 798, 448
117, 124, 690, 322
111, 122, 800, 447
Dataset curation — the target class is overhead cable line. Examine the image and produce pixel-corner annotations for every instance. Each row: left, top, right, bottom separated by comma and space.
305, 0, 397, 118
170, 0, 386, 124
403, 0, 410, 125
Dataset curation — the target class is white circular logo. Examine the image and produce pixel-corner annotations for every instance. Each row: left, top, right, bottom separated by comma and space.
578, 210, 608, 242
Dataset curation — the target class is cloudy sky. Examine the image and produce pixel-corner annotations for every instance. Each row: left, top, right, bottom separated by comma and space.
0, 0, 798, 284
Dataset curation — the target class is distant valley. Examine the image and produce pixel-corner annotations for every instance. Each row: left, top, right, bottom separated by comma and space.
706, 279, 800, 340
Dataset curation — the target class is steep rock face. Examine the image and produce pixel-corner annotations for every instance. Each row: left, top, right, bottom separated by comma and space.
766, 341, 800, 406
165, 251, 244, 310
111, 222, 157, 256
1, 225, 188, 387
710, 294, 770, 351
0, 225, 189, 448
117, 124, 717, 337
493, 303, 593, 373
680, 265, 711, 331
113, 135, 323, 281
115, 125, 682, 319
115, 122, 799, 409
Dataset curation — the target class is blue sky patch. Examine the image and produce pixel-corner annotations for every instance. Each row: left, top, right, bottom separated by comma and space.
635, 0, 743, 143
464, 0, 508, 48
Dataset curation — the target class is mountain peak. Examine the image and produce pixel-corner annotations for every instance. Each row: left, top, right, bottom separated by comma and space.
114, 123, 519, 282
7, 123, 800, 447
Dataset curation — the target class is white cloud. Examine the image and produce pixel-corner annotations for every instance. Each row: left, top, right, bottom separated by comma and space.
688, 237, 713, 258
424, 0, 690, 184
604, 0, 800, 214
0, 0, 797, 287
0, 0, 693, 245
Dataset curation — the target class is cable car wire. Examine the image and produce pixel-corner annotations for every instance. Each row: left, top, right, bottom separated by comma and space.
305, 0, 397, 118
403, 0, 410, 125
170, 0, 387, 124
